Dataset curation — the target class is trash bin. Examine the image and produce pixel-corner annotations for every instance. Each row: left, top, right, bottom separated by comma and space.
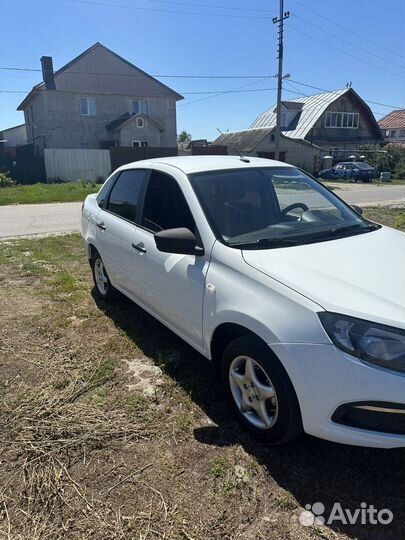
380, 171, 392, 182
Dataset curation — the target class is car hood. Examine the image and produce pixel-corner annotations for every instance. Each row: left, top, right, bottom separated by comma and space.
242, 226, 405, 329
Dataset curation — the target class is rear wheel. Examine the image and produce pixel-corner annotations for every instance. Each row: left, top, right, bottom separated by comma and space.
91, 251, 117, 300
221, 335, 302, 444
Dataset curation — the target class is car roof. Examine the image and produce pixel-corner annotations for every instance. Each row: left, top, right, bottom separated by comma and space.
118, 155, 295, 175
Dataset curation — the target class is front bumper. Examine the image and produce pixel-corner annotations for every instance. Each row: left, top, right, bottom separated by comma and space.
270, 343, 405, 448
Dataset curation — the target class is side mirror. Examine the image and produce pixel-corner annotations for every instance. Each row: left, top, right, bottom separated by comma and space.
351, 204, 363, 215
154, 227, 204, 256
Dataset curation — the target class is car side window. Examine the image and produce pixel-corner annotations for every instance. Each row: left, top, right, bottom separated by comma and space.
106, 169, 147, 223
97, 172, 118, 208
141, 170, 196, 233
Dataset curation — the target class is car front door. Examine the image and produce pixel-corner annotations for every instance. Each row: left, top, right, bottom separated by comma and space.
129, 168, 210, 349
95, 168, 148, 294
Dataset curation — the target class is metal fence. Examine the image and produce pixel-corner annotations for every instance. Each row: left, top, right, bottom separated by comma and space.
44, 148, 111, 182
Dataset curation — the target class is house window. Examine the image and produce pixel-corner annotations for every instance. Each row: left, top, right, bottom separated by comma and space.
325, 112, 359, 128
385, 130, 390, 137
390, 130, 397, 138
136, 117, 145, 128
133, 99, 149, 115
132, 140, 149, 148
281, 112, 287, 128
399, 129, 405, 137
80, 97, 96, 116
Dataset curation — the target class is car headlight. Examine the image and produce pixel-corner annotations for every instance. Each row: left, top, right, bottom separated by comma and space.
319, 312, 405, 374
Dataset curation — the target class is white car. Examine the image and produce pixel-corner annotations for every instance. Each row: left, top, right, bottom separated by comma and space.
81, 156, 405, 448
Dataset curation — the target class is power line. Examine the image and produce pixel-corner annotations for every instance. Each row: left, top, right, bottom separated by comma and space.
0, 66, 275, 79
284, 79, 307, 97
0, 78, 402, 111
0, 87, 279, 95
292, 13, 405, 71
67, 0, 274, 19
178, 78, 276, 106
288, 79, 404, 110
287, 23, 405, 79
290, 0, 404, 59
149, 0, 275, 14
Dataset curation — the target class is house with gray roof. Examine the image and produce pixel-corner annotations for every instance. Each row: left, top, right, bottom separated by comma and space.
213, 127, 321, 173
250, 88, 383, 158
17, 43, 183, 151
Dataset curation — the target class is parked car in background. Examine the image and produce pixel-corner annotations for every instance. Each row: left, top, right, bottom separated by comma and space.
82, 156, 405, 448
319, 161, 375, 182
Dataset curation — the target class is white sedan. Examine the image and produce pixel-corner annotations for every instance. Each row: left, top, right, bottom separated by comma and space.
82, 156, 405, 448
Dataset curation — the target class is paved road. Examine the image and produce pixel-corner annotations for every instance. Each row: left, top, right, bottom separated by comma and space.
330, 184, 405, 207
0, 202, 82, 238
0, 185, 404, 238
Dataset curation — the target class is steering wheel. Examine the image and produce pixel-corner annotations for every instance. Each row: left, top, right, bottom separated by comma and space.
281, 202, 309, 216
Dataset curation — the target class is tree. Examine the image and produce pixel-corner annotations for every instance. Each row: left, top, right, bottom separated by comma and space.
177, 131, 192, 143
359, 143, 405, 177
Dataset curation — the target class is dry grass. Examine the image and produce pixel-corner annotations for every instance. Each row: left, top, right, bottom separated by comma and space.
0, 233, 403, 540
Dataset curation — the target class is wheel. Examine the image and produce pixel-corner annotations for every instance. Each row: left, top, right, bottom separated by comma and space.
221, 335, 302, 445
91, 251, 117, 300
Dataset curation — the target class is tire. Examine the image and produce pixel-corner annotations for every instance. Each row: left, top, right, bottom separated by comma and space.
91, 251, 117, 301
221, 335, 302, 445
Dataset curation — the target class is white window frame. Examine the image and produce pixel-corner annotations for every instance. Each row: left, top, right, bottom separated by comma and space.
80, 97, 96, 116
325, 111, 359, 129
136, 117, 145, 128
132, 98, 149, 115
132, 140, 149, 148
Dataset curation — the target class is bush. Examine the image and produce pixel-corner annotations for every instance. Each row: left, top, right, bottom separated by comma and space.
394, 163, 405, 179
360, 144, 405, 175
0, 172, 15, 188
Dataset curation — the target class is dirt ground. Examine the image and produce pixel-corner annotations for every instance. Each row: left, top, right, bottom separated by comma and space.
0, 232, 404, 540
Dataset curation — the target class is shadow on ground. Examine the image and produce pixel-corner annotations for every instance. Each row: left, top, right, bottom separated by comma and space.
94, 291, 405, 540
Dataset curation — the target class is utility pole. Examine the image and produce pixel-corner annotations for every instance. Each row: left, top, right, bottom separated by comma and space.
273, 0, 289, 161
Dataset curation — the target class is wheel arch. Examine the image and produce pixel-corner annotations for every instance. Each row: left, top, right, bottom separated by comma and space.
210, 322, 276, 376
87, 242, 97, 261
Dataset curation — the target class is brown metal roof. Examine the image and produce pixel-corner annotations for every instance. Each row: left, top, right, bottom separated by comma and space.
18, 43, 183, 110
378, 110, 405, 129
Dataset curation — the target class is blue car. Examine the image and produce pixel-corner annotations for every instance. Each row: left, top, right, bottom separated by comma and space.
320, 162, 375, 182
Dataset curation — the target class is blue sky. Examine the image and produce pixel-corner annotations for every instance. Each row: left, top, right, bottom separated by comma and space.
1, 0, 404, 139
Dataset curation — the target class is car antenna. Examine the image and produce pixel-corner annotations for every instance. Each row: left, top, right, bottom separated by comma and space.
216, 128, 250, 163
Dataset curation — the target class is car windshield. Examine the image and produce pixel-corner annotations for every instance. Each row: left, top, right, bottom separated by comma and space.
190, 166, 378, 249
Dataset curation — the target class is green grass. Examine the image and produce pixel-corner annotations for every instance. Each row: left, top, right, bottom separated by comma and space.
0, 181, 99, 205
362, 207, 405, 231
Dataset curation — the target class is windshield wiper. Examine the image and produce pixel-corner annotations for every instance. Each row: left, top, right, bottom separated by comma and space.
312, 222, 379, 239
229, 237, 301, 249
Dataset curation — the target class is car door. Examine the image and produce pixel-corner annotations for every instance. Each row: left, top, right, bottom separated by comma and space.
130, 168, 210, 348
95, 168, 148, 294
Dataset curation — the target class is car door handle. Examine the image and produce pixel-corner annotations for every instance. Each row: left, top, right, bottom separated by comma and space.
96, 221, 106, 230
132, 242, 147, 253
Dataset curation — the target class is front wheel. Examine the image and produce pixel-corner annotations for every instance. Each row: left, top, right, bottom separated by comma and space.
91, 251, 117, 301
221, 336, 302, 445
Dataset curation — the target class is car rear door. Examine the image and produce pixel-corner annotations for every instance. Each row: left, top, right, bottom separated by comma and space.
95, 168, 148, 294
129, 167, 210, 349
